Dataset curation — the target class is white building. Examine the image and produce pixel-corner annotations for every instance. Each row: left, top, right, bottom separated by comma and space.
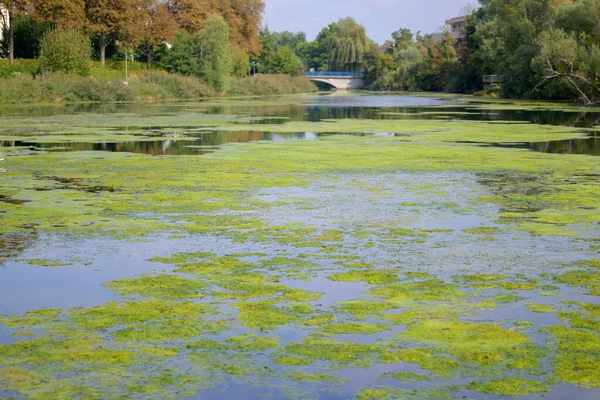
0, 6, 9, 46
445, 15, 469, 40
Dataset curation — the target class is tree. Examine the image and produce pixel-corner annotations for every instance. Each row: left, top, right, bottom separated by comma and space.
4, 15, 51, 59
168, 0, 264, 55
272, 30, 306, 51
129, 0, 178, 69
328, 17, 369, 72
162, 30, 199, 76
271, 46, 301, 75
0, 0, 30, 65
85, 0, 131, 68
391, 28, 414, 51
230, 46, 249, 77
33, 0, 86, 29
533, 28, 600, 104
39, 27, 91, 75
296, 23, 336, 71
196, 14, 230, 91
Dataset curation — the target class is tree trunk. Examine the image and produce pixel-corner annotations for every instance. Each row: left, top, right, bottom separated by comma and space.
100, 32, 106, 68
146, 42, 152, 70
8, 14, 14, 66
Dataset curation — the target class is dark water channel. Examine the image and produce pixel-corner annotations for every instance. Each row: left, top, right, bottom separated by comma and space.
2, 93, 600, 156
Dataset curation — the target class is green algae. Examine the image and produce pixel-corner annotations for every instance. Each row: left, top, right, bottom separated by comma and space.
467, 377, 549, 396
554, 270, 600, 295
380, 348, 459, 375
381, 372, 429, 381
115, 320, 208, 341
289, 373, 347, 383
526, 303, 556, 313
302, 313, 335, 327
23, 259, 73, 267
69, 300, 216, 330
232, 300, 300, 331
455, 274, 506, 283
273, 355, 313, 366
2, 96, 600, 399
463, 227, 499, 235
336, 300, 396, 315
371, 280, 467, 304
226, 334, 278, 351
282, 337, 394, 368
105, 274, 206, 299
328, 269, 399, 285
495, 294, 524, 303
321, 323, 389, 335
546, 326, 600, 387
499, 282, 538, 291
395, 320, 541, 371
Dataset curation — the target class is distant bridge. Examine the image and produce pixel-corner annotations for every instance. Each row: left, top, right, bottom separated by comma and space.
305, 72, 364, 90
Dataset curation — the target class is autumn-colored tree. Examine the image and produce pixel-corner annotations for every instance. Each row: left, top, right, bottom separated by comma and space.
168, 0, 263, 55
212, 0, 263, 55
0, 0, 30, 65
129, 0, 178, 68
32, 0, 86, 29
84, 0, 131, 67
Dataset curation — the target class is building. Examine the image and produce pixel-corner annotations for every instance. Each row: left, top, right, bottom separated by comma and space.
0, 6, 9, 46
445, 15, 469, 40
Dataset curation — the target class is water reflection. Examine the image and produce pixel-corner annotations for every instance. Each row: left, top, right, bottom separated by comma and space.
496, 136, 600, 156
2, 94, 600, 157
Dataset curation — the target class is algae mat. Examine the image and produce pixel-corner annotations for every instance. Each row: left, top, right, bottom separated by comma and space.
0, 94, 599, 399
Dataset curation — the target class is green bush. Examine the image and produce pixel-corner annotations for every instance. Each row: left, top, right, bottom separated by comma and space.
39, 29, 91, 76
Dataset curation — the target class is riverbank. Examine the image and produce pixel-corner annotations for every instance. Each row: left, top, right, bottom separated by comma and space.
0, 61, 317, 104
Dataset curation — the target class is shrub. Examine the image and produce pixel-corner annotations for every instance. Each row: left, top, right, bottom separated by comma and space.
39, 29, 91, 76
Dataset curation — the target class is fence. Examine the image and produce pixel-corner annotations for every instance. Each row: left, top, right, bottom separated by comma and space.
304, 72, 363, 77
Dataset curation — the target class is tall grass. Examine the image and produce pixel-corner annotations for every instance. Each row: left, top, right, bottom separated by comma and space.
0, 72, 218, 104
0, 60, 316, 104
226, 75, 318, 96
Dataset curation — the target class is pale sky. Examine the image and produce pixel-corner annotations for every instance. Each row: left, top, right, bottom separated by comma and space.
263, 0, 472, 44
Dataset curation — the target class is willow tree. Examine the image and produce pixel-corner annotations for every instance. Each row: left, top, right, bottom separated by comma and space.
328, 17, 368, 72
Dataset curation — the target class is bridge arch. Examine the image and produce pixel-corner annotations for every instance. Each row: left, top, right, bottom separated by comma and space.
305, 72, 364, 90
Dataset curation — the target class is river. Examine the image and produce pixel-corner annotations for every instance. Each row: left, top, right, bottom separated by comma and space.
0, 93, 599, 399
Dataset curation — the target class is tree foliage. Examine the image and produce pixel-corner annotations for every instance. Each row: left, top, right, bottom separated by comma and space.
328, 17, 368, 72
296, 23, 335, 71
84, 0, 131, 67
39, 28, 91, 75
33, 0, 86, 29
196, 14, 230, 91
129, 0, 178, 68
255, 27, 301, 75
168, 0, 264, 55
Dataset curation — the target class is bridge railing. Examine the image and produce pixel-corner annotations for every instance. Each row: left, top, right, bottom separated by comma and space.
304, 72, 363, 78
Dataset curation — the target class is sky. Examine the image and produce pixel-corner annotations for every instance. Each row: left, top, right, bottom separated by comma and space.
263, 0, 472, 44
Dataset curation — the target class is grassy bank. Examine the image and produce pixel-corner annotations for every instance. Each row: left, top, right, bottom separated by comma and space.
226, 74, 318, 96
0, 60, 317, 104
